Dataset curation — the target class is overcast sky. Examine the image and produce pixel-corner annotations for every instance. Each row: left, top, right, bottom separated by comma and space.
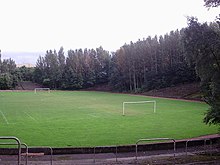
0, 0, 219, 54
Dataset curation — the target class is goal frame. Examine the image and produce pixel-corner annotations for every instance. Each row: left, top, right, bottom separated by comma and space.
122, 100, 156, 116
34, 88, 50, 93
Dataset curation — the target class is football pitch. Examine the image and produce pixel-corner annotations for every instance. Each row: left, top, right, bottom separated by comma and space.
0, 91, 218, 147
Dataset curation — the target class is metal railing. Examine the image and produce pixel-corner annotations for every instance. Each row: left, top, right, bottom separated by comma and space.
135, 138, 176, 161
0, 136, 21, 165
0, 137, 216, 164
28, 146, 53, 165
0, 142, 28, 165
185, 138, 212, 156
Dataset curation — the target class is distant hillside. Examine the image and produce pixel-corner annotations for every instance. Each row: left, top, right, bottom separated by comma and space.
1, 51, 44, 66
85, 82, 202, 101
143, 82, 202, 100
17, 63, 35, 68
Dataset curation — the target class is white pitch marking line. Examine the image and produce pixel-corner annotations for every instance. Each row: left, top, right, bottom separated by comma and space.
0, 110, 9, 124
25, 104, 38, 122
23, 111, 38, 122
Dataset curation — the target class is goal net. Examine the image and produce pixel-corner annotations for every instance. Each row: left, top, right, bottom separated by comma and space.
34, 88, 50, 93
122, 100, 156, 116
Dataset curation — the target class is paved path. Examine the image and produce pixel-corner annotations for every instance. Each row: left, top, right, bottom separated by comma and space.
1, 144, 219, 164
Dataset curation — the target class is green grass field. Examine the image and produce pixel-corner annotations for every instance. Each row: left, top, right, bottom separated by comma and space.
0, 91, 218, 147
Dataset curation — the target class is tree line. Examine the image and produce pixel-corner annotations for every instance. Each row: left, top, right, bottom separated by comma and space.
0, 50, 17, 89
33, 46, 111, 89
184, 0, 220, 125
32, 28, 198, 92
110, 30, 197, 92
0, 22, 217, 94
184, 18, 220, 125
0, 50, 34, 89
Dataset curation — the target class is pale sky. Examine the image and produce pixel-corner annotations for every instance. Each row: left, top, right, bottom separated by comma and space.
0, 0, 219, 53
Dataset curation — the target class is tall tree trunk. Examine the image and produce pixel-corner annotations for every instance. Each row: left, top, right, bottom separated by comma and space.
155, 50, 158, 74
129, 67, 132, 91
133, 68, 137, 92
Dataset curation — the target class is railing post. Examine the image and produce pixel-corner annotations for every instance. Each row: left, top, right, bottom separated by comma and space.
0, 143, 28, 165
0, 136, 21, 165
185, 138, 211, 156
135, 138, 176, 162
115, 145, 118, 162
93, 146, 96, 163
28, 146, 53, 165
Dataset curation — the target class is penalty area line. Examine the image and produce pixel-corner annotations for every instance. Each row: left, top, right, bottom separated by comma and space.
23, 111, 38, 122
25, 104, 38, 122
0, 110, 9, 124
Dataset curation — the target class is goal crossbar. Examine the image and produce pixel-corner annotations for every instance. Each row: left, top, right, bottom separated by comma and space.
123, 100, 156, 116
34, 88, 50, 93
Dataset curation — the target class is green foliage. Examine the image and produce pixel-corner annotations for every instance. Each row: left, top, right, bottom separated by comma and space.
33, 31, 197, 92
0, 73, 14, 89
204, 0, 220, 8
109, 31, 197, 92
183, 17, 220, 125
0, 53, 18, 89
34, 46, 111, 89
42, 78, 51, 87
16, 66, 34, 81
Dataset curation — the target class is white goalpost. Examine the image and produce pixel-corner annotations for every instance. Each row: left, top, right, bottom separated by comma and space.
34, 88, 50, 93
122, 100, 156, 116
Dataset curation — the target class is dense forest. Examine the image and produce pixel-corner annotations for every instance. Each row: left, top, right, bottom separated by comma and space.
0, 20, 218, 93
110, 30, 197, 92
32, 29, 197, 92
33, 47, 111, 90
0, 50, 34, 89
0, 50, 18, 89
